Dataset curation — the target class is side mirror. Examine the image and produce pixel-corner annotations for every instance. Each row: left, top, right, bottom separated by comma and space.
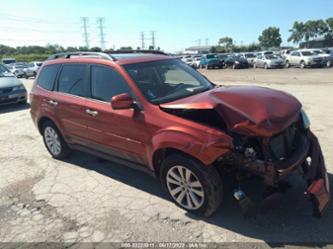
111, 93, 134, 110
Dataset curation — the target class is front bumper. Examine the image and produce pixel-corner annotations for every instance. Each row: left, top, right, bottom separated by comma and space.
232, 131, 330, 217
0, 89, 27, 105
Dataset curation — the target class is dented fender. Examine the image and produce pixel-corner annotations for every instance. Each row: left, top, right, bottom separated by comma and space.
150, 127, 233, 167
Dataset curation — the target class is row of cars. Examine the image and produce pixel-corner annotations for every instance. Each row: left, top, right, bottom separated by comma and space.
181, 48, 333, 70
4, 61, 42, 78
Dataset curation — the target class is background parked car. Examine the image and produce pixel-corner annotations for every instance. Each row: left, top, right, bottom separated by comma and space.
26, 61, 43, 76
0, 64, 27, 105
6, 64, 26, 78
200, 54, 223, 69
254, 54, 285, 69
224, 55, 249, 69
239, 52, 257, 66
308, 49, 333, 68
285, 50, 325, 68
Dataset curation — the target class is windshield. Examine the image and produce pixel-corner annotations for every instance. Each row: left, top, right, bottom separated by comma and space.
265, 55, 279, 59
124, 59, 214, 104
206, 54, 216, 59
245, 53, 256, 58
301, 51, 314, 56
0, 64, 13, 77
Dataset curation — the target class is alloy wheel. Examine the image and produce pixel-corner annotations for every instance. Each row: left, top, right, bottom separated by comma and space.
166, 165, 205, 210
44, 126, 61, 156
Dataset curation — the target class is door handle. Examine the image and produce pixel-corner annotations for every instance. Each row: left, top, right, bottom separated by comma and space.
85, 109, 98, 117
47, 99, 58, 106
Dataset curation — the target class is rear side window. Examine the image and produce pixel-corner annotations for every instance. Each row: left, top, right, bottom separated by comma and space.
58, 64, 86, 97
90, 65, 130, 102
36, 64, 60, 91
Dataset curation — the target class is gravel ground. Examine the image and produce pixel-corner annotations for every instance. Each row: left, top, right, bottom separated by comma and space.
0, 68, 333, 246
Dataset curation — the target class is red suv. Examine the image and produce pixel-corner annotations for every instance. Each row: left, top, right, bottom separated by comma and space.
30, 52, 330, 217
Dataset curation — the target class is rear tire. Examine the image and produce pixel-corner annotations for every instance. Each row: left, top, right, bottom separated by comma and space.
42, 121, 71, 159
160, 154, 223, 217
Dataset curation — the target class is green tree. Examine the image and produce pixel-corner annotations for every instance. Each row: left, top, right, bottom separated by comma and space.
218, 37, 233, 52
89, 47, 102, 52
288, 21, 305, 44
258, 27, 282, 48
325, 17, 333, 40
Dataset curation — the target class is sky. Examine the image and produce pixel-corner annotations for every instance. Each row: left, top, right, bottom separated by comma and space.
0, 0, 333, 52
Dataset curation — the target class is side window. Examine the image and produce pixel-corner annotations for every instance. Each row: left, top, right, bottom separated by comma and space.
58, 64, 86, 97
91, 65, 131, 102
36, 64, 60, 91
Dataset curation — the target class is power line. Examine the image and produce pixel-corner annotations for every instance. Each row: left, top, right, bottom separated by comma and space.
97, 17, 106, 50
81, 17, 90, 48
0, 13, 79, 25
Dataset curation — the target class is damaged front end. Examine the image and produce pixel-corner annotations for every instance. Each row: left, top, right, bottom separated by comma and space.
221, 119, 330, 218
161, 85, 330, 217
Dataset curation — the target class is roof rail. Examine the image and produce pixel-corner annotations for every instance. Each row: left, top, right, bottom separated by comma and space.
109, 50, 169, 56
47, 52, 116, 61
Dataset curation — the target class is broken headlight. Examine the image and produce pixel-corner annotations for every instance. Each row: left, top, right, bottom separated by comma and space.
301, 109, 311, 129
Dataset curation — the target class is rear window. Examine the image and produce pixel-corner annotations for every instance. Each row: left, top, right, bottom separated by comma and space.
37, 64, 60, 91
58, 64, 86, 97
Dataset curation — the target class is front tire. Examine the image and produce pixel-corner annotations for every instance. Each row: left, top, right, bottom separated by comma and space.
285, 61, 290, 68
300, 61, 305, 69
160, 154, 223, 217
42, 121, 71, 159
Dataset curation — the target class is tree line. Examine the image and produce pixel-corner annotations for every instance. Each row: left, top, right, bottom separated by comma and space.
212, 17, 333, 53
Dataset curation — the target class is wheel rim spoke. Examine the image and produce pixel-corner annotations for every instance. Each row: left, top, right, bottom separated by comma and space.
176, 166, 185, 180
188, 180, 201, 188
176, 190, 186, 204
170, 186, 182, 196
189, 191, 200, 207
190, 188, 204, 197
167, 175, 181, 186
168, 170, 182, 182
186, 193, 193, 209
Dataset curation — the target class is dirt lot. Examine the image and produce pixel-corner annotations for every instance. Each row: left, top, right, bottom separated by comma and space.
0, 68, 333, 246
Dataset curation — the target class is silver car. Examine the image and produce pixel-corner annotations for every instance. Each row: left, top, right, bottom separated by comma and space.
285, 50, 325, 68
254, 54, 285, 69
0, 64, 27, 105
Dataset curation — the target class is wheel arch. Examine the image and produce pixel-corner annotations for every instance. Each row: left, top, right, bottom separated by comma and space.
37, 116, 60, 135
152, 148, 202, 176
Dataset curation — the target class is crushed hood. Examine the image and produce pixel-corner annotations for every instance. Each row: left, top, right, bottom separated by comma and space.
160, 86, 302, 137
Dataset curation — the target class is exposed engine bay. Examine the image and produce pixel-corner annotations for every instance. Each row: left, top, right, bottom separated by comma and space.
160, 85, 330, 217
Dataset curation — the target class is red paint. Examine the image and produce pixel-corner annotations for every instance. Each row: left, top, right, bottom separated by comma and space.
161, 85, 302, 137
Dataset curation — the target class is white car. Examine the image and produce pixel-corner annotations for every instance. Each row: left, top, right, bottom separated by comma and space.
285, 50, 325, 68
26, 61, 43, 75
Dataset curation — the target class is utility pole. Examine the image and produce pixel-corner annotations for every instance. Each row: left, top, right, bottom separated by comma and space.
97, 17, 106, 50
81, 17, 90, 48
140, 32, 145, 49
151, 31, 156, 49
205, 38, 209, 46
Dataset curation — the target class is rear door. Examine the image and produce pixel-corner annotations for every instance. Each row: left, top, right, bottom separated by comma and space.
51, 63, 89, 143
84, 64, 148, 165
